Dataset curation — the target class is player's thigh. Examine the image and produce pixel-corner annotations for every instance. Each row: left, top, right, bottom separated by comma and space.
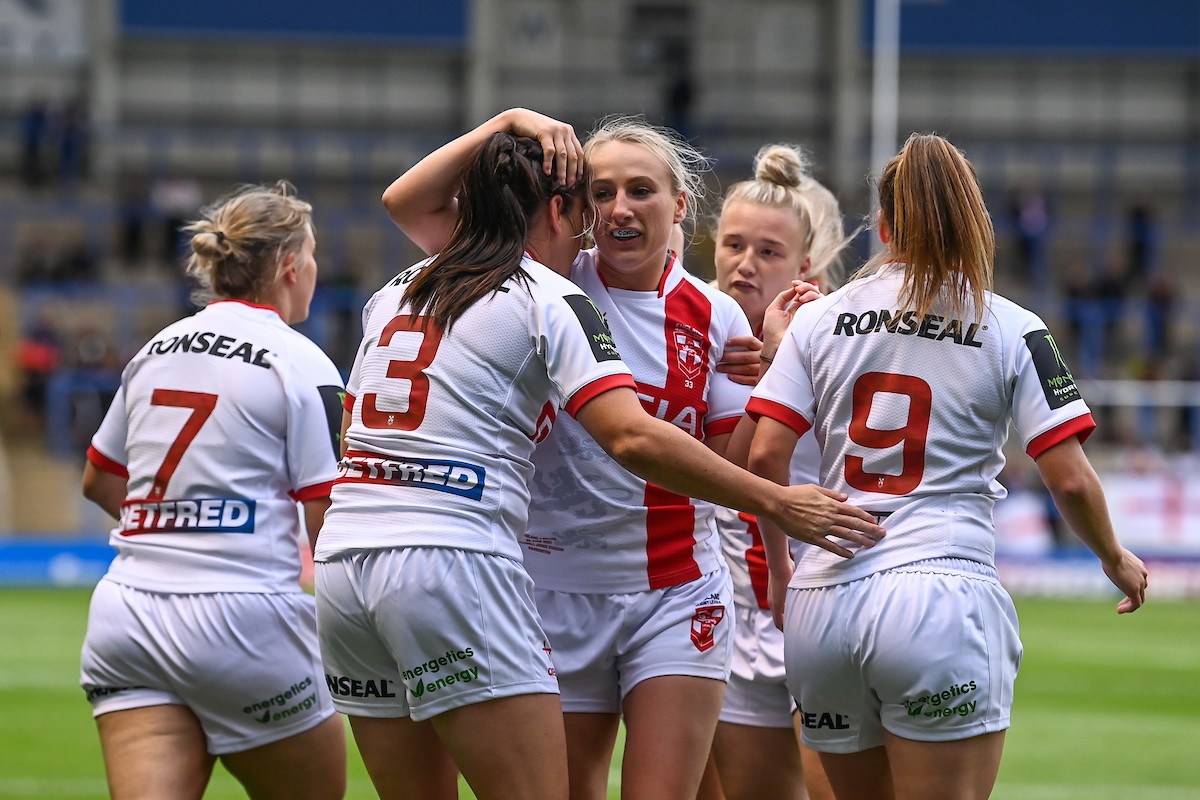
885, 729, 1006, 800
433, 693, 569, 800
348, 716, 458, 800
712, 721, 804, 800
96, 705, 214, 800
621, 674, 726, 800
563, 712, 622, 800
220, 714, 346, 800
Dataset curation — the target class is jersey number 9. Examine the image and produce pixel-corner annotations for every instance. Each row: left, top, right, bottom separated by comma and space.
844, 371, 931, 495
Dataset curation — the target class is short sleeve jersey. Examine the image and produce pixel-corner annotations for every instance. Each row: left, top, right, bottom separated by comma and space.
748, 264, 1095, 588
86, 300, 345, 594
522, 248, 754, 593
315, 254, 635, 563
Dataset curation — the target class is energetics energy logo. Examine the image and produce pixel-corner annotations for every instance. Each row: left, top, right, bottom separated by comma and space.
119, 498, 255, 535
902, 680, 980, 720
242, 677, 318, 724
403, 647, 481, 699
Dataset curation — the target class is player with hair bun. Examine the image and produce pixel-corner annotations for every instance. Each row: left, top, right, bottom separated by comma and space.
747, 133, 1148, 800
80, 181, 348, 800
707, 142, 850, 800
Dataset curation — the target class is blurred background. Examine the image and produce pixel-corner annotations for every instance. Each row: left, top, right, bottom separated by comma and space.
1, 0, 1198, 591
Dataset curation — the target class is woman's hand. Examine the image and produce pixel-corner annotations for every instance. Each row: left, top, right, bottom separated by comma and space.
501, 108, 584, 188
761, 280, 822, 362
716, 334, 763, 387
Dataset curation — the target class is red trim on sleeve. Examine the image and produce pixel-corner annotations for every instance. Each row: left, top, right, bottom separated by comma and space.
704, 414, 742, 438
342, 392, 355, 413
1027, 413, 1096, 460
86, 445, 129, 478
746, 397, 812, 438
290, 480, 335, 503
564, 373, 637, 417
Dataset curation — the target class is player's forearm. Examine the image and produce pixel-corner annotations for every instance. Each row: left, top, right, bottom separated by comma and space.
1046, 469, 1123, 565
608, 417, 784, 520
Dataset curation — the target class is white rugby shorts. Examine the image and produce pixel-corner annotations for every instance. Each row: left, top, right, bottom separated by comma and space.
784, 558, 1022, 753
535, 567, 733, 714
80, 578, 335, 755
718, 602, 794, 729
315, 547, 559, 722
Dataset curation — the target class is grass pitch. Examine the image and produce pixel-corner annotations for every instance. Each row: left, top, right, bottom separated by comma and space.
0, 588, 1196, 799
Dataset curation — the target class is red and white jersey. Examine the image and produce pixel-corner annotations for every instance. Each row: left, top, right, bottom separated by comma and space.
716, 436, 816, 610
522, 248, 753, 593
316, 254, 635, 563
87, 301, 345, 594
748, 264, 1096, 588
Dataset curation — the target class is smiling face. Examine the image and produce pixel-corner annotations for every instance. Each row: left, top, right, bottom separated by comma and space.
714, 200, 809, 330
587, 139, 687, 290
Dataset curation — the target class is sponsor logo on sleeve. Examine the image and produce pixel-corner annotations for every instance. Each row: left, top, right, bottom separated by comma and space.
1023, 330, 1080, 409
563, 294, 622, 362
317, 385, 346, 459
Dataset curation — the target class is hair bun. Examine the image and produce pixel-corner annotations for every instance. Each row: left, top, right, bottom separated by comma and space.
754, 144, 811, 190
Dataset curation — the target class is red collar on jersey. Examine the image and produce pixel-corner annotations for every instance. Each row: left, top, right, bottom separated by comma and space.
210, 298, 281, 317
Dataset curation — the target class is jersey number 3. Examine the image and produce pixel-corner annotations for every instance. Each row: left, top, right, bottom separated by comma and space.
361, 314, 444, 431
845, 372, 931, 495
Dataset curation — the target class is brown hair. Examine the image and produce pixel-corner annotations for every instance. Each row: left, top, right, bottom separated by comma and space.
865, 133, 994, 321
402, 132, 583, 331
184, 181, 312, 306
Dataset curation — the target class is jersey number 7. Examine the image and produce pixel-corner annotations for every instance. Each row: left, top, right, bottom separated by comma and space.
844, 371, 931, 495
148, 389, 218, 499
360, 314, 445, 431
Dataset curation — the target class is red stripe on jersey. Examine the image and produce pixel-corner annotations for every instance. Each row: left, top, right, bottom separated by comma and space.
704, 414, 742, 438
564, 374, 638, 417
87, 445, 129, 478
643, 278, 713, 589
291, 481, 334, 502
740, 512, 771, 610
644, 482, 703, 589
342, 391, 355, 413
1027, 413, 1097, 460
746, 397, 813, 438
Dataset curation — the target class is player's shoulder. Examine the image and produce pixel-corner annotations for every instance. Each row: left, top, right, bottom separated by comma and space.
983, 290, 1046, 335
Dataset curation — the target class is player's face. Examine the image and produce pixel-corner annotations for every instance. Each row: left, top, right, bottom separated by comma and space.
289, 224, 318, 324
715, 200, 808, 330
588, 140, 686, 290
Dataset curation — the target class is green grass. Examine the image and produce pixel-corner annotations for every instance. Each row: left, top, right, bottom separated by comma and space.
1, 589, 1196, 799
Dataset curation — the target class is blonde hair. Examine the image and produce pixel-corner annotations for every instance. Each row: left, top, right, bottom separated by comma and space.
184, 181, 313, 306
864, 133, 994, 321
717, 143, 850, 287
584, 115, 712, 242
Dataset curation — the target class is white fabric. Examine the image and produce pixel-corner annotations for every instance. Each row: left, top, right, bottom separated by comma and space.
315, 547, 559, 721
784, 558, 1021, 752
88, 300, 344, 593
316, 254, 633, 562
81, 579, 335, 754
523, 248, 754, 593
749, 265, 1095, 588
534, 567, 733, 713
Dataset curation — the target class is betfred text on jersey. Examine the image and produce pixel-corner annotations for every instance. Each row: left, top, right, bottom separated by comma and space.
120, 498, 255, 534
832, 310, 984, 348
145, 330, 272, 368
337, 453, 485, 500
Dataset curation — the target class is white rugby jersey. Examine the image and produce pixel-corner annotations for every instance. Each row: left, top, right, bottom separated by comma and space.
748, 264, 1095, 588
716, 435, 816, 610
87, 300, 345, 594
316, 253, 635, 562
522, 248, 754, 593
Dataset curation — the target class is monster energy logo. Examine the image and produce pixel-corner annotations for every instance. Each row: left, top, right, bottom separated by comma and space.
1024, 329, 1080, 409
